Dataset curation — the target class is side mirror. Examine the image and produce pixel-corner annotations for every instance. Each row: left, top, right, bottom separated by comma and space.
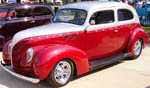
90, 20, 96, 25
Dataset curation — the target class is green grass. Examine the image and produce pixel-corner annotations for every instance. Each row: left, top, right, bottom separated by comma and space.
142, 26, 150, 38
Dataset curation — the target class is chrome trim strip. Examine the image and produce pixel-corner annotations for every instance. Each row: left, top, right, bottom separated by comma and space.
0, 61, 40, 83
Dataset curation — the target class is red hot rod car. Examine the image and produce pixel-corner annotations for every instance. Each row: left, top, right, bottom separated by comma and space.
0, 1, 149, 87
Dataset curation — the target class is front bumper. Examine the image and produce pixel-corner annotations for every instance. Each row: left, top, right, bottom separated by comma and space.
0, 61, 40, 83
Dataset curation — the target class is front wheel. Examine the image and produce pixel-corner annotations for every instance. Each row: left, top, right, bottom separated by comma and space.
130, 39, 143, 60
47, 59, 74, 87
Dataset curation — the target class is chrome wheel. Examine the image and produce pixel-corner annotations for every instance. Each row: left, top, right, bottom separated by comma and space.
54, 61, 72, 84
133, 40, 142, 56
47, 59, 74, 87
129, 39, 143, 60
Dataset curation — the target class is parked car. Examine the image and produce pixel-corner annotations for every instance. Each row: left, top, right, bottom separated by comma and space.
0, 4, 54, 48
136, 2, 150, 25
0, 1, 148, 88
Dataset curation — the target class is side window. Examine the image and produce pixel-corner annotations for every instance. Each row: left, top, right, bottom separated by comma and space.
34, 7, 51, 16
14, 8, 32, 18
118, 9, 133, 21
89, 10, 114, 25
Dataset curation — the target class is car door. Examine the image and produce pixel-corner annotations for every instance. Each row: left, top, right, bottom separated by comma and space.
116, 8, 135, 52
85, 9, 119, 60
4, 7, 34, 40
33, 6, 53, 27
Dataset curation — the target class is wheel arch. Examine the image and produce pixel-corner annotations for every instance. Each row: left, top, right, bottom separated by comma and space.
62, 58, 77, 77
125, 28, 148, 56
32, 44, 90, 80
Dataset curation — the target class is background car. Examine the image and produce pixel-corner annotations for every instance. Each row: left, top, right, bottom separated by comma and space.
0, 4, 54, 49
136, 3, 150, 25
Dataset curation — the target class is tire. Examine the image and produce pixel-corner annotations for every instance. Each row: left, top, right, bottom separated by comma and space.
129, 39, 143, 60
47, 59, 74, 88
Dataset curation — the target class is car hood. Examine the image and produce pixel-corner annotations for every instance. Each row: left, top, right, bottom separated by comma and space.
11, 23, 85, 47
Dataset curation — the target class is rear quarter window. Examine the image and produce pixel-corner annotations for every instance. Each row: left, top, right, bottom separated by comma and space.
34, 7, 51, 16
117, 9, 134, 21
89, 10, 114, 25
10, 8, 33, 18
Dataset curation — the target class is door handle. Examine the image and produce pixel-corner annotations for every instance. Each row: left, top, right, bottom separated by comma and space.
114, 30, 118, 33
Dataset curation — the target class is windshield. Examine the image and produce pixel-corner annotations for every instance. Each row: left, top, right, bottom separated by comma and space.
0, 8, 8, 19
53, 9, 87, 25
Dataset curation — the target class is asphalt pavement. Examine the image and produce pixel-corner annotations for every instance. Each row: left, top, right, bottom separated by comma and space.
0, 43, 150, 88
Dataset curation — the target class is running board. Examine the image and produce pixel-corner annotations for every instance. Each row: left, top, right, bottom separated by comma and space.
90, 52, 130, 71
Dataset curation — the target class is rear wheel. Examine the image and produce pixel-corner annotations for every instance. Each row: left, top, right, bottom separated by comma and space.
47, 59, 74, 88
130, 39, 143, 60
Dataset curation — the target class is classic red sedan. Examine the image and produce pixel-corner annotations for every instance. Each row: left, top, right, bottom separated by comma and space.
0, 1, 149, 88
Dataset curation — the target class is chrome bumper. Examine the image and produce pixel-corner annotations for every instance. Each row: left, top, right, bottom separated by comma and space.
0, 61, 40, 83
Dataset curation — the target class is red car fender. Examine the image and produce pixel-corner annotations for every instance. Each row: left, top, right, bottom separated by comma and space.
126, 28, 148, 56
32, 45, 90, 80
2, 40, 12, 64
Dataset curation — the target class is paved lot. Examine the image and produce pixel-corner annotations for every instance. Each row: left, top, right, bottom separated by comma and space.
0, 43, 150, 88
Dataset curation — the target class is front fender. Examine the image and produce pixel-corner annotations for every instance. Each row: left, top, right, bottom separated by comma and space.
126, 28, 148, 56
32, 45, 90, 80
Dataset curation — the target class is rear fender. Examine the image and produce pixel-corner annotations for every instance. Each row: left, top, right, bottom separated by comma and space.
126, 28, 148, 56
32, 45, 90, 80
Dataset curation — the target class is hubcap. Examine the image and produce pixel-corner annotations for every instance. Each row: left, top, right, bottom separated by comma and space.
54, 61, 71, 84
133, 40, 142, 56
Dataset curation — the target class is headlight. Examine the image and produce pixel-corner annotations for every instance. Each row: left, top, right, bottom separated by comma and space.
26, 48, 33, 62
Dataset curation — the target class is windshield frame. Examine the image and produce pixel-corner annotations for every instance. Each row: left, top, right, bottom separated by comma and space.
53, 8, 87, 25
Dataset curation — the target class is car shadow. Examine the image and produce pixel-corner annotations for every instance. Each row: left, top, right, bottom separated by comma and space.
72, 61, 122, 80
0, 61, 123, 88
0, 66, 53, 88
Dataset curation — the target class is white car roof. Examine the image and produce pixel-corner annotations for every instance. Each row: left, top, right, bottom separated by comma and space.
60, 1, 132, 11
